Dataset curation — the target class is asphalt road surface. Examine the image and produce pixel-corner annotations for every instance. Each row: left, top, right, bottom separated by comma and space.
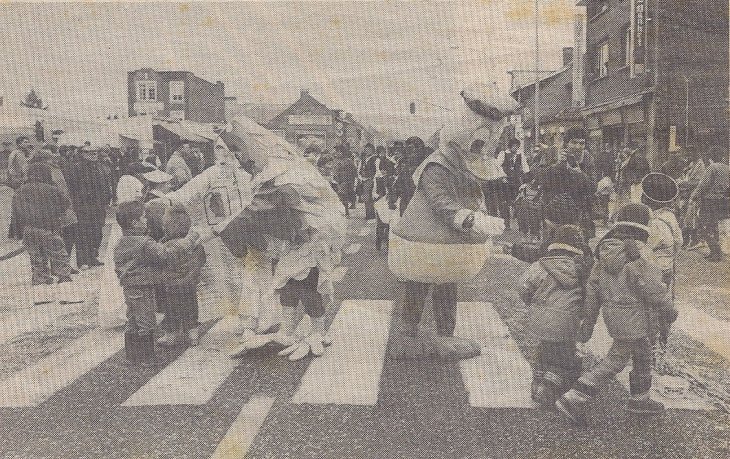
1, 211, 729, 458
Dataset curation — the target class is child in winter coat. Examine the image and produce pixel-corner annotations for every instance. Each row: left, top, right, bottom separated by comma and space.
157, 204, 207, 346
514, 171, 542, 240
114, 201, 200, 365
641, 173, 683, 289
519, 224, 590, 406
556, 203, 678, 425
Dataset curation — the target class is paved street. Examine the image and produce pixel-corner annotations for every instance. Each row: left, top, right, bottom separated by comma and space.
0, 208, 729, 458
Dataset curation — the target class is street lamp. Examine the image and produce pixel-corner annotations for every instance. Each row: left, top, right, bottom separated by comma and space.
534, 0, 540, 150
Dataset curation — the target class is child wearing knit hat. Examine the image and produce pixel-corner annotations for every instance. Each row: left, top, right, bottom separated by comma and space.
518, 224, 590, 407
557, 203, 678, 426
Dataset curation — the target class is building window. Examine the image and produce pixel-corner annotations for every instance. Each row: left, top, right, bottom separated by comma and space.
596, 41, 609, 78
136, 80, 157, 101
621, 26, 632, 67
587, 0, 609, 20
170, 81, 184, 103
169, 110, 185, 121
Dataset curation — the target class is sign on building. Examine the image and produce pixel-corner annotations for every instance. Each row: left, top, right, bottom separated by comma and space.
632, 0, 646, 75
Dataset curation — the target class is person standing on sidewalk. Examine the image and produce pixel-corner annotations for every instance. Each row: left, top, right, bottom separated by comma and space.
30, 149, 79, 271
7, 136, 34, 239
359, 143, 377, 220
331, 145, 357, 217
65, 147, 112, 269
13, 162, 73, 297
689, 146, 729, 262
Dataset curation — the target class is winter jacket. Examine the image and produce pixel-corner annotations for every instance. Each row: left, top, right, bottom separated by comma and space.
647, 208, 682, 273
537, 162, 592, 216
7, 149, 29, 188
48, 163, 78, 228
359, 155, 378, 179
159, 239, 206, 289
582, 238, 674, 341
114, 231, 198, 287
331, 156, 357, 185
690, 162, 730, 202
391, 145, 486, 245
518, 255, 585, 342
65, 159, 112, 220
13, 182, 70, 231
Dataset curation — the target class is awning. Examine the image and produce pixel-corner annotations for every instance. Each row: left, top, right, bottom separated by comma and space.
154, 121, 210, 143
581, 90, 653, 117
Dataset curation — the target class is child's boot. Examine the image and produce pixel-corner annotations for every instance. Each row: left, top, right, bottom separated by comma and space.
531, 370, 544, 402
556, 381, 595, 426
534, 371, 562, 406
626, 372, 664, 414
137, 332, 157, 367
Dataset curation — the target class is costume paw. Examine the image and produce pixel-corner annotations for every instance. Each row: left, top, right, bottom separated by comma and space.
388, 333, 436, 359
430, 336, 481, 360
278, 341, 310, 361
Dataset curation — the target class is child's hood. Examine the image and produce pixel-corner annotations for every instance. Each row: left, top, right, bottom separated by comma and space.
538, 256, 579, 289
596, 238, 642, 274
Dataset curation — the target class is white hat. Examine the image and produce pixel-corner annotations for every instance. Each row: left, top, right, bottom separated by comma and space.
142, 169, 173, 183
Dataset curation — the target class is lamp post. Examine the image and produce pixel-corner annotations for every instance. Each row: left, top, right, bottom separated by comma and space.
534, 0, 540, 152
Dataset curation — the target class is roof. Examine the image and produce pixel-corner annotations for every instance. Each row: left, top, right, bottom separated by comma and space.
510, 63, 572, 98
267, 92, 333, 128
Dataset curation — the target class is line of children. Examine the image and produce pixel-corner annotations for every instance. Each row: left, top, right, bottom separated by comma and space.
114, 201, 204, 365
556, 203, 679, 425
519, 224, 591, 407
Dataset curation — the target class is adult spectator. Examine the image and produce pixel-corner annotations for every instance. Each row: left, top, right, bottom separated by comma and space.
7, 136, 34, 239
166, 143, 193, 191
678, 147, 707, 247
494, 138, 528, 229
396, 136, 431, 216
564, 128, 596, 190
30, 150, 79, 271
537, 132, 593, 239
595, 142, 615, 182
143, 150, 162, 169
332, 145, 358, 217
65, 147, 113, 269
376, 145, 395, 200
616, 143, 650, 205
13, 162, 72, 287
661, 149, 687, 180
689, 146, 729, 261
0, 141, 12, 170
359, 143, 378, 220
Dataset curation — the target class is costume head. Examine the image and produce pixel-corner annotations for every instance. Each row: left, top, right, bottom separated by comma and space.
439, 84, 519, 180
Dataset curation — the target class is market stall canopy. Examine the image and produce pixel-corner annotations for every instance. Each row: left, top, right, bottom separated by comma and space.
153, 120, 210, 143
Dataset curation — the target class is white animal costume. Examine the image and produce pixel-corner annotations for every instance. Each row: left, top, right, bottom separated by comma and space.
216, 116, 347, 360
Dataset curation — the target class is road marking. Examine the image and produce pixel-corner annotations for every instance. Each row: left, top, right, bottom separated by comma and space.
358, 227, 373, 237
291, 300, 394, 405
0, 328, 124, 407
584, 316, 714, 410
123, 319, 241, 406
209, 395, 275, 459
343, 243, 362, 255
456, 302, 536, 408
675, 300, 730, 362
331, 266, 348, 283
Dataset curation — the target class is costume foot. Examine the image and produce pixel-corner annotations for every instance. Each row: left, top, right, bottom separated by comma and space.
430, 336, 481, 360
388, 332, 436, 359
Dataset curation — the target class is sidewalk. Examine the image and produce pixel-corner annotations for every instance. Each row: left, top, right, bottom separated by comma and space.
0, 185, 24, 260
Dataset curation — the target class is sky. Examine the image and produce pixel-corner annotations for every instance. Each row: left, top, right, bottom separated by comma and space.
0, 0, 578, 133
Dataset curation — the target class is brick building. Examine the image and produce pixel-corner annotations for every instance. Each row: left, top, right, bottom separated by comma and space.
128, 69, 225, 123
579, 0, 729, 167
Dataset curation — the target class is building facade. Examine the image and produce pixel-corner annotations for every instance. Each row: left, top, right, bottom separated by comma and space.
580, 0, 729, 167
267, 90, 373, 153
127, 69, 225, 123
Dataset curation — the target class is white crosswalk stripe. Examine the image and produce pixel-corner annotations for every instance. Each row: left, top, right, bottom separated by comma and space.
456, 302, 536, 408
123, 318, 241, 406
674, 300, 730, 362
291, 300, 394, 405
583, 316, 714, 410
209, 395, 275, 459
0, 328, 124, 407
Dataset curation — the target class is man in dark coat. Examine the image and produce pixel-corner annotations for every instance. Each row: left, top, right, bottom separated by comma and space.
65, 147, 112, 268
331, 145, 358, 216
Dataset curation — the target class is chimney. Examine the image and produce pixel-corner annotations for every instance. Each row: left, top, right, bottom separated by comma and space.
562, 47, 574, 66
301, 89, 310, 97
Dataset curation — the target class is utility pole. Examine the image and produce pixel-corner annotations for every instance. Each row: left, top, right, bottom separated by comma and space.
534, 0, 540, 152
